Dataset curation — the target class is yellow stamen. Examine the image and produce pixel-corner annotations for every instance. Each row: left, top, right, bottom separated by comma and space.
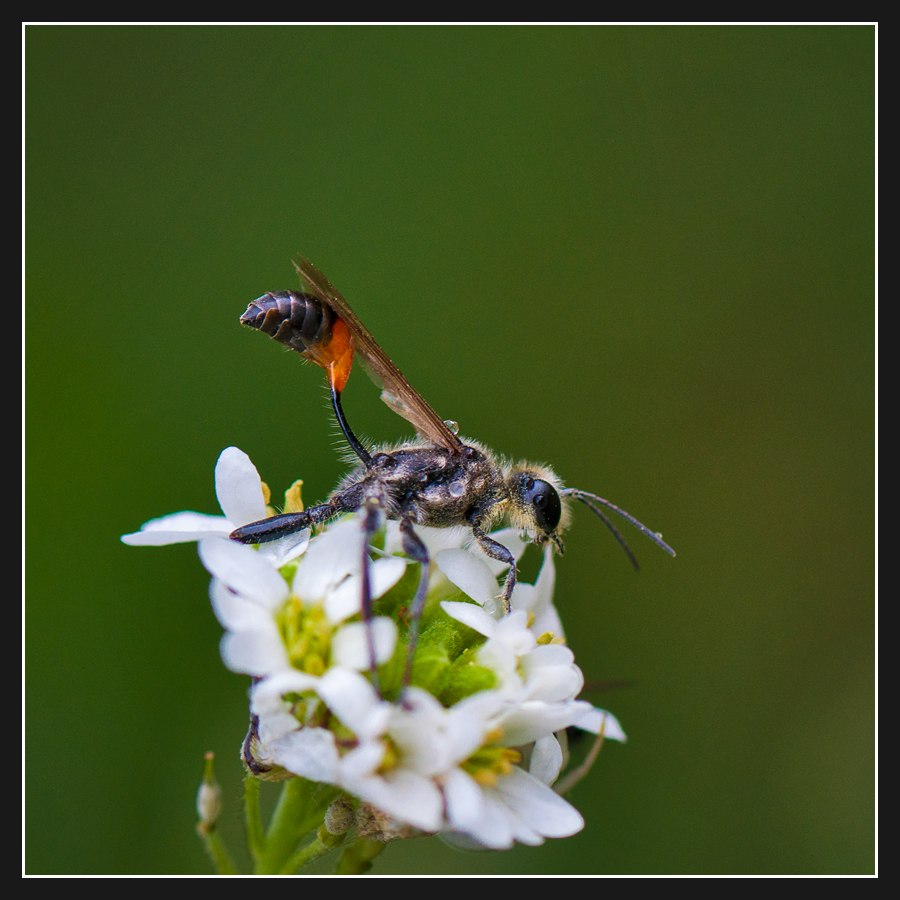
302, 653, 326, 676
472, 769, 498, 787
284, 480, 305, 513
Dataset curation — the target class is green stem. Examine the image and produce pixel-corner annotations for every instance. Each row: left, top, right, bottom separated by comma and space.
197, 824, 239, 875
278, 828, 345, 875
243, 773, 264, 862
334, 838, 387, 875
254, 777, 338, 875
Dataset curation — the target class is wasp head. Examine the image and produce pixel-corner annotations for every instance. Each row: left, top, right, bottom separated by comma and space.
505, 463, 571, 554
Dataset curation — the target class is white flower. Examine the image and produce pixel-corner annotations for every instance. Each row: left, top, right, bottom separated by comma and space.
122, 447, 313, 567
254, 592, 603, 849
262, 670, 586, 848
199, 517, 406, 680
261, 668, 445, 832
418, 687, 587, 849
435, 538, 564, 640
204, 541, 293, 676
441, 764, 584, 850
439, 549, 624, 741
570, 705, 627, 742
121, 447, 267, 544
123, 446, 628, 852
203, 489, 622, 847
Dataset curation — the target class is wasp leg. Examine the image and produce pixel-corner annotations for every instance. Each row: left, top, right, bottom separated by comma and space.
470, 523, 517, 615
359, 500, 383, 696
229, 499, 342, 544
398, 515, 431, 699
331, 387, 373, 468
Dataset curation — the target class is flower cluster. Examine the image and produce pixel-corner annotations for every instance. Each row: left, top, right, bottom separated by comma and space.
122, 447, 625, 850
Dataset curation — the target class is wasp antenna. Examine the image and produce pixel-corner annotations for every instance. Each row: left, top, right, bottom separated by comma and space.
562, 489, 676, 562
566, 493, 641, 571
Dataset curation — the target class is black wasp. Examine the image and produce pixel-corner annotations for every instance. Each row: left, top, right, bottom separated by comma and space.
231, 255, 675, 689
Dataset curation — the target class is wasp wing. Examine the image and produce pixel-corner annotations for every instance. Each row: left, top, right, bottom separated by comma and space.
293, 255, 464, 454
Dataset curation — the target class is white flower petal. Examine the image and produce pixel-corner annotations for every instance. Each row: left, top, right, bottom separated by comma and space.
316, 668, 390, 739
262, 531, 311, 567
500, 699, 595, 746
529, 734, 564, 785
214, 447, 268, 526
120, 511, 231, 544
572, 707, 627, 742
440, 830, 499, 852
256, 707, 305, 745
531, 546, 556, 609
493, 768, 584, 839
435, 550, 499, 605
520, 643, 583, 702
440, 600, 497, 637
370, 556, 408, 598
208, 578, 259, 631
443, 692, 511, 763
494, 610, 537, 655
442, 767, 488, 837
531, 605, 565, 644
270, 728, 341, 783
474, 639, 522, 690
292, 519, 360, 601
324, 556, 407, 622
456, 788, 519, 849
253, 669, 322, 703
386, 690, 448, 775
322, 576, 362, 622
348, 768, 444, 833
252, 672, 322, 742
207, 579, 291, 674
340, 739, 388, 780
331, 618, 398, 670
198, 536, 288, 609
383, 521, 470, 557
219, 623, 290, 675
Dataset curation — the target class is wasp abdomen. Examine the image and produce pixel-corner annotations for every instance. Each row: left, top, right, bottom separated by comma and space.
241, 291, 336, 355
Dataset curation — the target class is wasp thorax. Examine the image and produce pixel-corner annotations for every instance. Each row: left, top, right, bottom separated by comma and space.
448, 479, 466, 499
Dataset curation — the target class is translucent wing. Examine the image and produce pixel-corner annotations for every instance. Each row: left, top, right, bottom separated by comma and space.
293, 255, 464, 454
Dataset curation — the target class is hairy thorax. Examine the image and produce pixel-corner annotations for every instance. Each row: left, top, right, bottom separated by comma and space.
330, 439, 509, 528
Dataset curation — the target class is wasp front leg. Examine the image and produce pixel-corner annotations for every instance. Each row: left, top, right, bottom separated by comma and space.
470, 522, 517, 615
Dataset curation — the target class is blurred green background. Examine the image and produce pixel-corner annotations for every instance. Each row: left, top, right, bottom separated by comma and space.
25, 25, 875, 875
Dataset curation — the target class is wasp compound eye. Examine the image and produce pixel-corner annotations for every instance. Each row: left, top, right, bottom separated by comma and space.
520, 476, 562, 533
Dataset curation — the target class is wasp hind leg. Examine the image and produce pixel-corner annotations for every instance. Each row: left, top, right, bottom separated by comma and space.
359, 499, 384, 696
229, 498, 343, 544
357, 504, 431, 701
331, 387, 373, 468
397, 514, 431, 702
